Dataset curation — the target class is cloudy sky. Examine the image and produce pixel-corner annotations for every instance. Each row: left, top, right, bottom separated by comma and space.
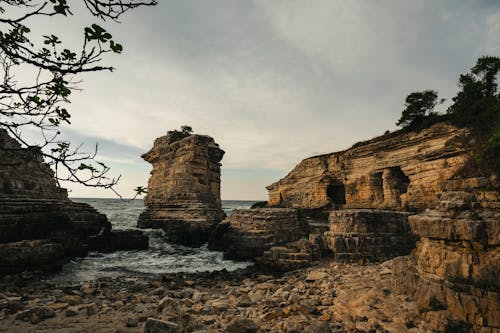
26, 0, 500, 199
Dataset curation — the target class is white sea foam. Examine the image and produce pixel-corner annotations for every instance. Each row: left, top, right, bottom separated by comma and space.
49, 199, 255, 284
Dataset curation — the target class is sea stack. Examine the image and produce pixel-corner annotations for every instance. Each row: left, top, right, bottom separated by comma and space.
137, 130, 225, 246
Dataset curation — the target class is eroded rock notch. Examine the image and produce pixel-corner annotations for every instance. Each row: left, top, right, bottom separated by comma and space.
137, 132, 225, 246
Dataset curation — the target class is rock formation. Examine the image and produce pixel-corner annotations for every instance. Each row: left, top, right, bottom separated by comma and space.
0, 129, 148, 274
326, 209, 414, 262
392, 177, 499, 331
266, 122, 470, 211
208, 208, 308, 260
137, 133, 225, 246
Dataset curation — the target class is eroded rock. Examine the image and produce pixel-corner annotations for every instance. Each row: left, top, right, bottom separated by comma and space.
266, 123, 470, 211
325, 209, 414, 262
137, 133, 225, 246
208, 208, 308, 260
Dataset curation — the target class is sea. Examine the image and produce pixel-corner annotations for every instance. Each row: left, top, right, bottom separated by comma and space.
49, 199, 257, 284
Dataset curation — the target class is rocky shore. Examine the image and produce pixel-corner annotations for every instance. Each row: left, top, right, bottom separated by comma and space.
0, 259, 450, 333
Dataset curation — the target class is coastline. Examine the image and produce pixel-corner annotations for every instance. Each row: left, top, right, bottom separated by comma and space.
0, 258, 438, 333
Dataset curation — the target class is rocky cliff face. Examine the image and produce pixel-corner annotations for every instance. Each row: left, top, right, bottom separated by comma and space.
392, 178, 499, 331
0, 130, 148, 274
208, 208, 309, 260
267, 123, 470, 211
326, 209, 414, 262
137, 133, 225, 246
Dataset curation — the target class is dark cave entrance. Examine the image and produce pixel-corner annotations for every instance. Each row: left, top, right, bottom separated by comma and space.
388, 166, 410, 194
327, 183, 346, 205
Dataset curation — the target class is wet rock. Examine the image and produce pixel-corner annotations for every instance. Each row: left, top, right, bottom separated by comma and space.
0, 240, 65, 274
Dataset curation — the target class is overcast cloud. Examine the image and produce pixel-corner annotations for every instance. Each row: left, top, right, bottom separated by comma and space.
33, 0, 500, 199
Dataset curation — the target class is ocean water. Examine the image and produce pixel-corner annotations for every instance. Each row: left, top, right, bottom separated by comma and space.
49, 199, 257, 284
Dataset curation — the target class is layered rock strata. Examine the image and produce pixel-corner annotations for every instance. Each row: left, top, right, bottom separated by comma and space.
392, 178, 499, 331
208, 208, 308, 260
0, 130, 148, 274
137, 134, 225, 246
267, 122, 470, 211
326, 209, 414, 262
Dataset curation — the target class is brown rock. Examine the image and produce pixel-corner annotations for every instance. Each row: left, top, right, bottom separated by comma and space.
326, 209, 414, 262
208, 208, 308, 260
266, 123, 470, 211
144, 317, 179, 333
227, 318, 258, 333
137, 133, 225, 246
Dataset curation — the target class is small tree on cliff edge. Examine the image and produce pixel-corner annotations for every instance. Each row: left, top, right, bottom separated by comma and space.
0, 0, 156, 196
447, 56, 500, 135
396, 90, 444, 128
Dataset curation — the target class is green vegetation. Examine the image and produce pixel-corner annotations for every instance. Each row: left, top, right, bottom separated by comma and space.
397, 56, 500, 178
0, 1, 157, 195
167, 125, 194, 144
396, 90, 443, 128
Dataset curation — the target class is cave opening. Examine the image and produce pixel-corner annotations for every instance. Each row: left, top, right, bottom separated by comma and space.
327, 183, 346, 205
389, 166, 410, 194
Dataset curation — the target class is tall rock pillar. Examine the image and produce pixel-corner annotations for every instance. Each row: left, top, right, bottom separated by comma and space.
137, 133, 225, 246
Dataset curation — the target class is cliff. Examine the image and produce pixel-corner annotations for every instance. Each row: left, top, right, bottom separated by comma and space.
137, 133, 225, 246
393, 178, 499, 331
0, 130, 148, 274
267, 122, 470, 211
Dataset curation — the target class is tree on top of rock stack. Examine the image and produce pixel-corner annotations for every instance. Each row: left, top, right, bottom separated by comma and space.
137, 127, 225, 246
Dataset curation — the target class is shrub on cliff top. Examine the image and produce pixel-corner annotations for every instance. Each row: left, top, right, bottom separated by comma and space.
167, 125, 193, 144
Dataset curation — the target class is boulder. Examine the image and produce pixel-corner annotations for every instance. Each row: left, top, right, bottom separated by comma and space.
208, 208, 308, 260
325, 209, 413, 262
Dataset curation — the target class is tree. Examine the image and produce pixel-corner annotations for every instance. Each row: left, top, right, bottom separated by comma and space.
167, 125, 194, 144
0, 0, 156, 196
396, 90, 443, 128
448, 56, 500, 122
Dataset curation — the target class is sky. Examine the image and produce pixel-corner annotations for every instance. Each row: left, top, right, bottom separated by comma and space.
15, 0, 500, 200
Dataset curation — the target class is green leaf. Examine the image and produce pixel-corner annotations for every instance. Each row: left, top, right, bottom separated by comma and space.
110, 41, 123, 54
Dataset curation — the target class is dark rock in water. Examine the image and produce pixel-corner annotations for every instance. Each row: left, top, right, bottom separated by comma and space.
250, 201, 267, 209
208, 208, 308, 260
0, 240, 64, 274
87, 230, 149, 252
0, 129, 149, 274
137, 133, 225, 247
